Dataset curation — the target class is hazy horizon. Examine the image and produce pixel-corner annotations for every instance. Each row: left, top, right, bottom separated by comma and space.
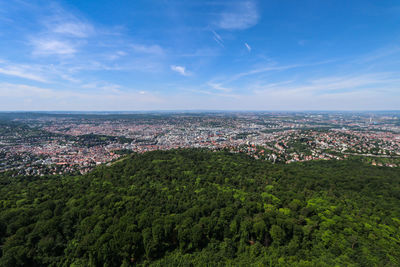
1, 110, 400, 114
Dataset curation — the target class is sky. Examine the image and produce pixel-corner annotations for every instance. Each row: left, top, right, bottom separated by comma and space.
0, 0, 399, 111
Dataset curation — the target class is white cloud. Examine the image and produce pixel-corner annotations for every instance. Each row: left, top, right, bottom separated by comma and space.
284, 73, 400, 95
31, 38, 77, 55
0, 65, 47, 82
132, 44, 164, 55
249, 73, 400, 103
52, 21, 94, 38
81, 82, 121, 93
208, 82, 231, 92
0, 60, 85, 83
0, 83, 164, 111
245, 42, 251, 52
224, 60, 336, 83
190, 89, 240, 99
212, 30, 223, 43
43, 5, 94, 38
59, 73, 81, 83
171, 65, 189, 76
248, 88, 399, 111
211, 30, 224, 47
229, 64, 302, 82
0, 83, 53, 98
107, 50, 128, 60
116, 51, 127, 56
353, 46, 400, 64
217, 0, 259, 30
27, 5, 94, 57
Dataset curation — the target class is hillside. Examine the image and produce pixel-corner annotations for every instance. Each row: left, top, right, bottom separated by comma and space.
1, 149, 400, 266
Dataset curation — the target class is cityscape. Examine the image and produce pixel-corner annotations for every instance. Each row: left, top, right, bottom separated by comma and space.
1, 0, 400, 265
1, 112, 399, 176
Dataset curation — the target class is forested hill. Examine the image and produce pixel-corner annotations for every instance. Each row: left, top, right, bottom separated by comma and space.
1, 150, 400, 266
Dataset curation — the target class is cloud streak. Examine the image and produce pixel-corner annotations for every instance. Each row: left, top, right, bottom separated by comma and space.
0, 83, 53, 98
28, 4, 95, 57
222, 59, 338, 84
0, 82, 163, 111
245, 42, 251, 52
0, 60, 85, 84
0, 65, 47, 82
249, 72, 400, 102
44, 4, 94, 38
216, 0, 259, 30
211, 30, 224, 47
132, 44, 164, 55
208, 82, 231, 92
171, 65, 189, 76
52, 22, 93, 38
31, 38, 78, 55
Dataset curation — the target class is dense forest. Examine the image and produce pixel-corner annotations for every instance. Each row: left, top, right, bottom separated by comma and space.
0, 149, 399, 266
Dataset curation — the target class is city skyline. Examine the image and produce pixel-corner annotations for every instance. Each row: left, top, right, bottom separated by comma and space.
1, 0, 400, 110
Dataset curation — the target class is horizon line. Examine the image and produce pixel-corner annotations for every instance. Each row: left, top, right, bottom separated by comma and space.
0, 110, 400, 113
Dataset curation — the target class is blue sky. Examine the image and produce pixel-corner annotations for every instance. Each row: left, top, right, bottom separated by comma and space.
0, 0, 399, 110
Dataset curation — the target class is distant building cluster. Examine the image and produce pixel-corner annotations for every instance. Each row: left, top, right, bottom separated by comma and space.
1, 112, 399, 175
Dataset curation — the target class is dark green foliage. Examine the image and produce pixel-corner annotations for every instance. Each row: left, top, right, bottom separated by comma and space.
0, 149, 399, 266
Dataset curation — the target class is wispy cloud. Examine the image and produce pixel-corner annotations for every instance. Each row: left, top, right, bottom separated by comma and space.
211, 30, 224, 47
253, 72, 400, 96
52, 21, 93, 38
247, 88, 398, 111
0, 82, 163, 110
226, 59, 337, 83
208, 82, 231, 92
216, 0, 259, 30
230, 64, 302, 82
31, 38, 78, 55
190, 89, 240, 99
244, 42, 251, 52
132, 44, 164, 55
0, 60, 84, 83
0, 83, 53, 98
171, 65, 189, 76
107, 50, 128, 60
295, 73, 400, 94
177, 48, 219, 58
28, 4, 95, 57
352, 45, 400, 64
0, 64, 47, 82
81, 82, 122, 93
200, 72, 400, 110
43, 4, 94, 38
